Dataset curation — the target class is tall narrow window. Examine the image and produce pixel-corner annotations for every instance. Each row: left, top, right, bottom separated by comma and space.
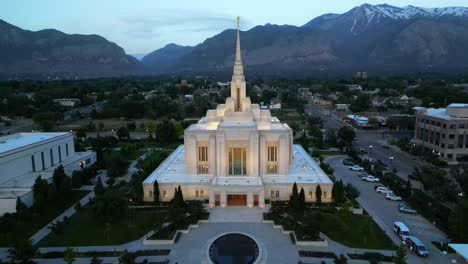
41, 152, 45, 170
228, 147, 247, 176
58, 146, 62, 163
267, 145, 278, 174
197, 145, 209, 174
65, 143, 69, 157
50, 148, 54, 166
31, 155, 36, 172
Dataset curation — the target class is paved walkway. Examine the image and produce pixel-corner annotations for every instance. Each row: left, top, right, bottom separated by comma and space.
208, 206, 267, 222
169, 222, 299, 264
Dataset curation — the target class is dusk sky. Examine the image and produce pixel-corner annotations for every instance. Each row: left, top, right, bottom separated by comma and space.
1, 0, 468, 54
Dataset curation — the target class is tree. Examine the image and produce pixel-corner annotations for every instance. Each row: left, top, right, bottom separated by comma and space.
116, 126, 130, 140
105, 153, 129, 178
16, 197, 30, 222
299, 187, 306, 211
8, 239, 37, 264
92, 191, 128, 223
449, 198, 468, 242
90, 256, 103, 264
334, 254, 348, 264
64, 247, 76, 264
315, 185, 322, 205
337, 126, 356, 150
118, 250, 136, 264
32, 111, 63, 131
289, 182, 299, 211
349, 94, 371, 113
393, 245, 408, 264
177, 185, 184, 206
71, 171, 82, 189
153, 180, 160, 204
52, 165, 67, 191
94, 177, 105, 196
404, 179, 412, 199
32, 176, 49, 211
368, 117, 379, 128
332, 180, 346, 204
156, 119, 178, 143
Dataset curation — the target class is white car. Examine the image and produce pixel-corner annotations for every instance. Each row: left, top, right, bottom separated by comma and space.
386, 193, 403, 201
349, 165, 364, 171
375, 186, 392, 194
362, 175, 379, 182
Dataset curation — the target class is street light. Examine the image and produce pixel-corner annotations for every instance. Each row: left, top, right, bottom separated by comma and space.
389, 156, 394, 171
369, 145, 373, 159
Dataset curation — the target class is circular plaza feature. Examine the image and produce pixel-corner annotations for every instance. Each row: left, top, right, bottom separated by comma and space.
208, 233, 260, 264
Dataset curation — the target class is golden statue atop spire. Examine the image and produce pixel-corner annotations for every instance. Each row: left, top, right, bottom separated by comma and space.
237, 16, 240, 30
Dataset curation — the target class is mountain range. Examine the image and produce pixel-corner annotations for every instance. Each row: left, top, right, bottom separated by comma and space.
0, 19, 143, 79
2, 3, 468, 79
142, 4, 468, 77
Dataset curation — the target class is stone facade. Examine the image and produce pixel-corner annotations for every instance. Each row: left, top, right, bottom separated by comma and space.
142, 17, 333, 207
414, 104, 468, 163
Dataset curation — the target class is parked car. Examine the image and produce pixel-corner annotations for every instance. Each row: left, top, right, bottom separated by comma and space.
393, 222, 411, 241
406, 236, 429, 257
362, 175, 380, 182
343, 158, 355, 166
386, 193, 403, 201
399, 204, 417, 214
359, 147, 367, 154
349, 165, 364, 171
375, 186, 392, 194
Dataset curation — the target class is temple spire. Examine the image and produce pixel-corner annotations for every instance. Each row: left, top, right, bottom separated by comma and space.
233, 16, 244, 77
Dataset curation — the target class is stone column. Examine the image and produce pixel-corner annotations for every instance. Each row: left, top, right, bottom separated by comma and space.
259, 190, 265, 208
209, 190, 215, 208
247, 191, 253, 208
259, 135, 266, 176
209, 135, 216, 176
221, 190, 227, 208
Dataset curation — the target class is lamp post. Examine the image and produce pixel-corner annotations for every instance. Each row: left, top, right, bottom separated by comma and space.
369, 145, 373, 160
389, 156, 394, 172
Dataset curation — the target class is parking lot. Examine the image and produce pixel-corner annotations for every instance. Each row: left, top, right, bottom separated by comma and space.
325, 155, 457, 264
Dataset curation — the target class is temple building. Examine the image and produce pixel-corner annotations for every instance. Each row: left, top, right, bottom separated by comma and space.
142, 17, 333, 207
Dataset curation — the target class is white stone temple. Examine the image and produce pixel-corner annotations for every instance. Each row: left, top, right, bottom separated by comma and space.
142, 17, 333, 207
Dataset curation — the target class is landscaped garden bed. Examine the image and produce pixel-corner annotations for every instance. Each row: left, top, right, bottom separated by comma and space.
265, 201, 395, 250
348, 252, 394, 262
39, 249, 170, 258
0, 189, 90, 246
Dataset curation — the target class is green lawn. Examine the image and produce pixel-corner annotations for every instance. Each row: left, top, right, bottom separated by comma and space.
39, 207, 166, 246
320, 212, 396, 250
0, 190, 90, 246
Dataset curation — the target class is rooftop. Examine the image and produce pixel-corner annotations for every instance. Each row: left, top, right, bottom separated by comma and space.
0, 132, 69, 154
143, 145, 332, 186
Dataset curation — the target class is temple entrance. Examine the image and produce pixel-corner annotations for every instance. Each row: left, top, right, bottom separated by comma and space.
228, 147, 247, 176
227, 194, 247, 206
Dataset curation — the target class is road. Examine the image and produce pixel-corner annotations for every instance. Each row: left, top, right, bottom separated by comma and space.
305, 103, 422, 183
325, 155, 458, 264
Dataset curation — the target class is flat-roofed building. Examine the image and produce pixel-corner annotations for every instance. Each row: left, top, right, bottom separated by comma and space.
414, 104, 468, 164
0, 132, 96, 215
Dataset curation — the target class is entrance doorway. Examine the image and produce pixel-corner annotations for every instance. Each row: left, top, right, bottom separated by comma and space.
227, 194, 247, 206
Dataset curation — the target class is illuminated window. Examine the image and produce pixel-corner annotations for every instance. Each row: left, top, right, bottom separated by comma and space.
195, 190, 200, 197
197, 144, 209, 174
267, 145, 278, 174
162, 190, 167, 198
228, 147, 247, 176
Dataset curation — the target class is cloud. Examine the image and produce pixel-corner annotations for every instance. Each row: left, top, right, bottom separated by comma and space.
119, 10, 253, 39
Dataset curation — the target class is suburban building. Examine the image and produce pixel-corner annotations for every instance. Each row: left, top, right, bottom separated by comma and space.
345, 115, 369, 128
52, 98, 81, 107
413, 104, 468, 163
0, 132, 96, 215
142, 18, 333, 208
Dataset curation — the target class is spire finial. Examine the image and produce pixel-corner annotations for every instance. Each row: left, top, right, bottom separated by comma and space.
237, 16, 240, 30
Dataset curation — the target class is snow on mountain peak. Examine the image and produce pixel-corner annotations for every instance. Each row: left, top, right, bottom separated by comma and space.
357, 4, 468, 21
